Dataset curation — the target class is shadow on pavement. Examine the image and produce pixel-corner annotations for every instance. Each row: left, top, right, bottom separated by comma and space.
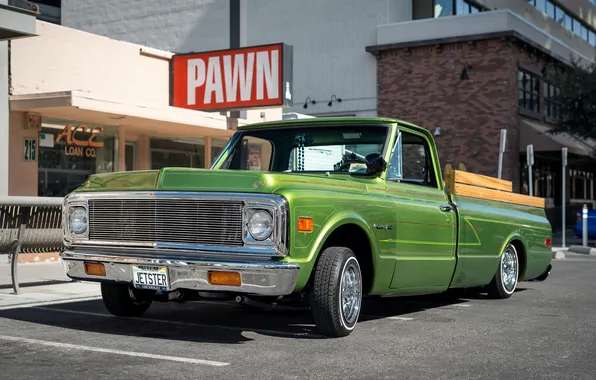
0, 289, 522, 343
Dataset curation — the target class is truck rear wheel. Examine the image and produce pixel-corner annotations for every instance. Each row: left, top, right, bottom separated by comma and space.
101, 283, 153, 317
310, 246, 363, 337
486, 243, 519, 299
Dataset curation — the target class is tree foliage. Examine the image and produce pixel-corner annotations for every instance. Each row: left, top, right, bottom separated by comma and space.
547, 57, 596, 141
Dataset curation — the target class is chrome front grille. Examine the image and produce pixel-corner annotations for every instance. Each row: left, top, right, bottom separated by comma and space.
88, 198, 244, 247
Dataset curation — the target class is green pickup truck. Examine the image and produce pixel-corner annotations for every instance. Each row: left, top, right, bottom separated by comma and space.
61, 117, 553, 337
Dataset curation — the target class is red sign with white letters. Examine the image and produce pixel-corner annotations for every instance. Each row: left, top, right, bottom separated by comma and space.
170, 43, 293, 111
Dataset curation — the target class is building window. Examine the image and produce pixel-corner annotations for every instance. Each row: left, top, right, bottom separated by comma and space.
528, 0, 596, 47
455, 0, 480, 15
518, 70, 540, 113
149, 138, 205, 170
544, 82, 560, 119
434, 0, 481, 18
37, 118, 118, 197
434, 0, 454, 17
8, 0, 61, 24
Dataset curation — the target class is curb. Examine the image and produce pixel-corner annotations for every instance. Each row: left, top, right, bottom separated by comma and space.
552, 251, 566, 260
568, 245, 596, 255
8, 252, 61, 264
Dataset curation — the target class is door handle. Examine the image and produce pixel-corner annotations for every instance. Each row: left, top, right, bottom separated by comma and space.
439, 204, 453, 212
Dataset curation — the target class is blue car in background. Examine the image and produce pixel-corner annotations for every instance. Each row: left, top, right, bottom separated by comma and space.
574, 209, 596, 239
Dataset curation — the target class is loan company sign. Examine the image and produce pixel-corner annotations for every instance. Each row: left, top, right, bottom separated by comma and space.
170, 43, 294, 111
56, 124, 104, 158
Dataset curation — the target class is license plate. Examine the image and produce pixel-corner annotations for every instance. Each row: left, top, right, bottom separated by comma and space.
131, 265, 170, 291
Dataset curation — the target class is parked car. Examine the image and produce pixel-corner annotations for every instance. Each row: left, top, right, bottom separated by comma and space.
60, 117, 553, 337
574, 209, 596, 239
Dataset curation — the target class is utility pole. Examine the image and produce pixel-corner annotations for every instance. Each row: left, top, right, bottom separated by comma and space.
562, 147, 567, 248
227, 0, 241, 127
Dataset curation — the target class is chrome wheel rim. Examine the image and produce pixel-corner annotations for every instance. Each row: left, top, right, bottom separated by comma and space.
501, 245, 518, 293
340, 258, 362, 327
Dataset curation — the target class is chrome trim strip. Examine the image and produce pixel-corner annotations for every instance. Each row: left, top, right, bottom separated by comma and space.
62, 245, 277, 262
61, 249, 300, 296
73, 241, 280, 257
63, 191, 289, 257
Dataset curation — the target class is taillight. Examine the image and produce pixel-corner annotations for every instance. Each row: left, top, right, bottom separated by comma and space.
545, 238, 552, 247
577, 214, 582, 223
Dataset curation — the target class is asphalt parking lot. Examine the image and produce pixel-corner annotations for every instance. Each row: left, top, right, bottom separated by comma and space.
1, 254, 595, 380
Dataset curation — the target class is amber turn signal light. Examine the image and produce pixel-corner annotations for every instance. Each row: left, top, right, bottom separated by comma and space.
298, 217, 314, 232
84, 262, 106, 276
208, 271, 241, 287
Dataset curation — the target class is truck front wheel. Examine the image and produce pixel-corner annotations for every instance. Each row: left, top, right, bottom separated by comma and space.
101, 283, 153, 317
486, 243, 519, 299
310, 246, 363, 337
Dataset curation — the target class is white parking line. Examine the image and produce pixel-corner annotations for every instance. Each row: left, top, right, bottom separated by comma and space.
0, 335, 230, 366
452, 304, 471, 307
388, 316, 414, 321
34, 307, 320, 338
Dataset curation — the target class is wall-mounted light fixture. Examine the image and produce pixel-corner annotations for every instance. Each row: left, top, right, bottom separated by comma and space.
303, 97, 316, 109
460, 63, 472, 80
327, 94, 342, 107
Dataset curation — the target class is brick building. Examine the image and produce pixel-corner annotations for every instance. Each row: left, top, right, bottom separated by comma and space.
367, 9, 596, 228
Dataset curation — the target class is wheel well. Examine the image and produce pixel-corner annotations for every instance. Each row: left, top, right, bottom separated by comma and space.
510, 239, 527, 279
310, 224, 374, 294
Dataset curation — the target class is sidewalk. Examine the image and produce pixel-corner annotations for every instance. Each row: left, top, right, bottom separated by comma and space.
0, 260, 70, 287
0, 260, 101, 310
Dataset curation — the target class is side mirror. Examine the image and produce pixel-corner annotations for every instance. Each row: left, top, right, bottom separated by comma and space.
364, 153, 388, 176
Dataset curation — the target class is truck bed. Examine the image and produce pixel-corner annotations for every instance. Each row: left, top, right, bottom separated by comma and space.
445, 170, 552, 288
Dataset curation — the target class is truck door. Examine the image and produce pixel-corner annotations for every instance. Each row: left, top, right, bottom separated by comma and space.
385, 129, 458, 293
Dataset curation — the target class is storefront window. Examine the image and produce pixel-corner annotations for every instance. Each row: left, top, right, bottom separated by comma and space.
150, 137, 205, 170
37, 118, 118, 197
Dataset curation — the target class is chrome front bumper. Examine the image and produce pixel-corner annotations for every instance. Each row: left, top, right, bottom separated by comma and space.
61, 249, 301, 296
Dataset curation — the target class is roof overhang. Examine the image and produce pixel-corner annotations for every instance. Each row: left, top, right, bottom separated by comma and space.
9, 90, 238, 137
519, 119, 596, 157
366, 9, 594, 66
0, 3, 37, 40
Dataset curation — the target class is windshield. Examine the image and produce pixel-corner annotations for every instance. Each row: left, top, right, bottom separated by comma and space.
213, 124, 390, 173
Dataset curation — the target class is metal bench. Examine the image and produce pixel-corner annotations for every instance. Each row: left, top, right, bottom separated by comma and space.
0, 196, 65, 294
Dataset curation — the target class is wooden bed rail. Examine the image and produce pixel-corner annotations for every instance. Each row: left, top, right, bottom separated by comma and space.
445, 170, 545, 208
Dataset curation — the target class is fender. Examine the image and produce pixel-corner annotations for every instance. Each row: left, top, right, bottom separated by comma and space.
285, 210, 381, 291
497, 231, 528, 278
307, 211, 380, 266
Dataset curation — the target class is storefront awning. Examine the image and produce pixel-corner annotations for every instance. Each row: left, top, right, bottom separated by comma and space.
9, 90, 235, 137
519, 119, 596, 157
0, 4, 37, 40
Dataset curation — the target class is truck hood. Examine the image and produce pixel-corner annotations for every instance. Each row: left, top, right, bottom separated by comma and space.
76, 168, 374, 195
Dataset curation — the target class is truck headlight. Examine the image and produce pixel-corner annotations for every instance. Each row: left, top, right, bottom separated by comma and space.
69, 206, 88, 234
247, 210, 273, 241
